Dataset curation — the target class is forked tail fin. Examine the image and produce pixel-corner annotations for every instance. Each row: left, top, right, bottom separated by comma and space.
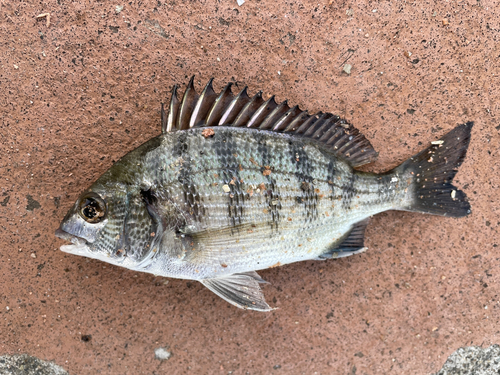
396, 122, 473, 217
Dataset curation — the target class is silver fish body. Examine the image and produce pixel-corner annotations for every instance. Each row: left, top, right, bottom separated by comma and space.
56, 78, 473, 311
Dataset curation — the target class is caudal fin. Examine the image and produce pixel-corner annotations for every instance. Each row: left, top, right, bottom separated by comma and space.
397, 122, 473, 217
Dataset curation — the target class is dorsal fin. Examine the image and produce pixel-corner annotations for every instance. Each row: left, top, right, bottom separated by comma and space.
190, 78, 217, 128
164, 77, 378, 167
233, 91, 264, 127
220, 87, 250, 125
177, 76, 198, 130
162, 84, 179, 133
205, 82, 234, 126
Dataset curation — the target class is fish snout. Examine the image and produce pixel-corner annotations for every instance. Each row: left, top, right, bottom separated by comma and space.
55, 228, 87, 246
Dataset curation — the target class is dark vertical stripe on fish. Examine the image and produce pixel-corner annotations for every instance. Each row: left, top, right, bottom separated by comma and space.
327, 159, 337, 201
255, 132, 271, 173
256, 133, 281, 231
266, 178, 281, 231
173, 132, 204, 222
213, 130, 244, 227
290, 141, 318, 221
341, 173, 356, 210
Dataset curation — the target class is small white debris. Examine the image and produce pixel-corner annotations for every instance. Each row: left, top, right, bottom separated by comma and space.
278, 70, 281, 76
391, 177, 398, 182
222, 184, 231, 193
154, 347, 171, 361
13, 64, 19, 69
343, 64, 352, 75
115, 5, 124, 13
31, 253, 36, 258
372, 9, 377, 12
36, 13, 51, 27
236, 0, 245, 6
451, 190, 456, 199
431, 140, 444, 145
346, 8, 354, 16
5, 306, 9, 311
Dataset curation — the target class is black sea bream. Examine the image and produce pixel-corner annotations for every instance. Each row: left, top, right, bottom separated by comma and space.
56, 77, 473, 311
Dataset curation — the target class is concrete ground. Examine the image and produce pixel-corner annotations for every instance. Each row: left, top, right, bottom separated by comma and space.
1, 0, 499, 374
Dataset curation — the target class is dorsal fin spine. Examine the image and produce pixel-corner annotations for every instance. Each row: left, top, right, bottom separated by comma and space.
246, 95, 277, 128
318, 120, 341, 143
272, 105, 301, 131
190, 78, 217, 128
205, 82, 234, 126
219, 87, 250, 126
260, 99, 289, 130
311, 116, 338, 140
295, 113, 321, 134
178, 76, 198, 130
303, 113, 331, 137
166, 85, 179, 133
283, 111, 311, 132
161, 103, 167, 133
233, 91, 263, 127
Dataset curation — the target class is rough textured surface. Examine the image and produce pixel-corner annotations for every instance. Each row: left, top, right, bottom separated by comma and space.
0, 0, 498, 374
0, 354, 69, 375
433, 345, 500, 375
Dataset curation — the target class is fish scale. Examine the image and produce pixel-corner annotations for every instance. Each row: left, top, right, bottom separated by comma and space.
56, 77, 473, 311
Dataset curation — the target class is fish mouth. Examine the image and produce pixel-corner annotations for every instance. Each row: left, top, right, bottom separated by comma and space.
55, 228, 89, 253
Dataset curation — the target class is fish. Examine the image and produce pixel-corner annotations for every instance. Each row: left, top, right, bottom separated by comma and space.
55, 77, 473, 311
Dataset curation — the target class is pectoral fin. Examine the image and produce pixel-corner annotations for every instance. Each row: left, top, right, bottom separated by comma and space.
200, 271, 274, 312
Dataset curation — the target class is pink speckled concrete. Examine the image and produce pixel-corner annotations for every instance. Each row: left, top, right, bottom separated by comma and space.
0, 0, 499, 374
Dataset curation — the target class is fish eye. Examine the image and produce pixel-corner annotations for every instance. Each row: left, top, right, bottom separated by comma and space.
78, 193, 106, 223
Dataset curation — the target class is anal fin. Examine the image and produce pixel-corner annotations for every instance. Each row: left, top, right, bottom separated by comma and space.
316, 219, 370, 260
200, 271, 274, 312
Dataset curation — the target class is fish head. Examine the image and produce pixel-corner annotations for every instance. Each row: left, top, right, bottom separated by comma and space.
55, 181, 127, 262
55, 179, 156, 269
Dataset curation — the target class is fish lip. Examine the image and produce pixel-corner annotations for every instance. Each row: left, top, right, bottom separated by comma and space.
55, 228, 88, 246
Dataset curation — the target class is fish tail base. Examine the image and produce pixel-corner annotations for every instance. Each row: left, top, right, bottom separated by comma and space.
397, 122, 473, 217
